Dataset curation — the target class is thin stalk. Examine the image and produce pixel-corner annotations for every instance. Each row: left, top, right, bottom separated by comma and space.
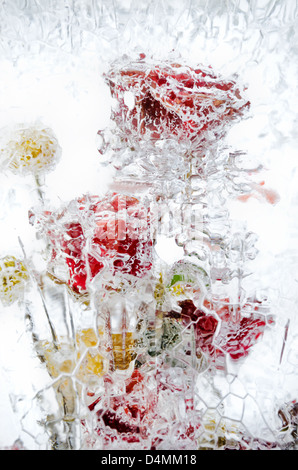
18, 236, 58, 350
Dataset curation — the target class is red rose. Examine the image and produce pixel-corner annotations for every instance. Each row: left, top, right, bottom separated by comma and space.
217, 315, 267, 360
196, 314, 218, 340
87, 370, 155, 446
167, 298, 270, 364
86, 367, 201, 449
32, 193, 153, 294
106, 56, 250, 146
209, 299, 271, 362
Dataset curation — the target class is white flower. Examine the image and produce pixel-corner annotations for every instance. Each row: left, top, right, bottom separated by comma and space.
0, 255, 29, 306
0, 124, 61, 176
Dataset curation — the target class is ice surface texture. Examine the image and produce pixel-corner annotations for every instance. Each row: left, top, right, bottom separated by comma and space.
0, 0, 298, 451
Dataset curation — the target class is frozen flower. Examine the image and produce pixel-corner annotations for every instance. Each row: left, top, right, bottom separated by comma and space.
210, 298, 273, 362
37, 327, 108, 382
0, 124, 61, 176
84, 367, 201, 449
167, 260, 210, 298
0, 255, 29, 306
31, 193, 153, 295
167, 297, 271, 365
105, 56, 250, 148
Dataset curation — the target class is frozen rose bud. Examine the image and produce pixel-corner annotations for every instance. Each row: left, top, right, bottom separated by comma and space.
31, 193, 153, 294
206, 299, 272, 360
0, 255, 29, 306
88, 370, 151, 444
0, 124, 61, 176
105, 57, 250, 146
85, 367, 201, 448
167, 297, 271, 365
206, 299, 272, 364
